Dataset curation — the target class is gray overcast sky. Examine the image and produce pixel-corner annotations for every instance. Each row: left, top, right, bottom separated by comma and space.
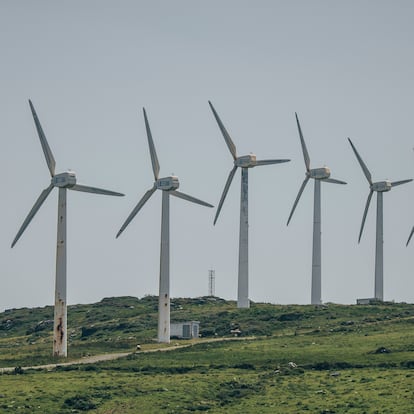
1, 1, 414, 311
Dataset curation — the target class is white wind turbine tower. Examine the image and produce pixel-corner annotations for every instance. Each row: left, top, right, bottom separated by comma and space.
287, 113, 346, 305
116, 108, 213, 343
208, 101, 290, 309
348, 138, 412, 301
12, 100, 124, 357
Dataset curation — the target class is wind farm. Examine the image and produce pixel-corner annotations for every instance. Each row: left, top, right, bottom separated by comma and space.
7, 100, 414, 357
3, 3, 414, 413
4, 2, 414, 318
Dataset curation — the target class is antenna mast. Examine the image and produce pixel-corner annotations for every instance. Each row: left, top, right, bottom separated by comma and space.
208, 269, 215, 297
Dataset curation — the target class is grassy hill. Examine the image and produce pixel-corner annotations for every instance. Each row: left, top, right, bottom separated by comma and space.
1, 297, 414, 413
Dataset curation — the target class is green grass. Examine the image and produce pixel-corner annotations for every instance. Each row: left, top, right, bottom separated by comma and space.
0, 297, 413, 412
0, 361, 413, 413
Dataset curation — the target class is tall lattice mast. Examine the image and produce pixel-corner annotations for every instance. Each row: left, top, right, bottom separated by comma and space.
208, 269, 215, 297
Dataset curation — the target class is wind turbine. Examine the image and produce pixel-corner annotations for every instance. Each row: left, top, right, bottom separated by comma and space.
116, 108, 213, 343
348, 138, 412, 301
287, 113, 346, 305
12, 100, 124, 357
208, 101, 290, 309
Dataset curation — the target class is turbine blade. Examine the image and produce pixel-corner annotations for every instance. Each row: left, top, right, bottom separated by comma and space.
295, 113, 311, 172
29, 100, 56, 177
116, 186, 157, 238
287, 176, 310, 225
143, 108, 160, 180
11, 183, 54, 247
323, 177, 347, 185
407, 226, 414, 246
358, 189, 374, 243
208, 101, 237, 160
391, 179, 413, 187
255, 159, 290, 166
213, 165, 238, 225
348, 138, 372, 185
170, 190, 214, 207
71, 184, 124, 197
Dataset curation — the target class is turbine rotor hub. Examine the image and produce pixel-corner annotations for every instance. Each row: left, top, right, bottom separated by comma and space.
156, 176, 179, 191
52, 171, 77, 188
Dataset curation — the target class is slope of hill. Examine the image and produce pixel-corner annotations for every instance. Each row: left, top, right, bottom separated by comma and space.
1, 297, 413, 413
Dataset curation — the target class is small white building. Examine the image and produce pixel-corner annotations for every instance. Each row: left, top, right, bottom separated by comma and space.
170, 321, 200, 339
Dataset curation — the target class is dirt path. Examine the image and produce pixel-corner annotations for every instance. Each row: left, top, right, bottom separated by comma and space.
0, 336, 255, 374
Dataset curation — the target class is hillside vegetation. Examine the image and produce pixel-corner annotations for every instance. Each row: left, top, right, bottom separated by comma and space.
0, 297, 413, 413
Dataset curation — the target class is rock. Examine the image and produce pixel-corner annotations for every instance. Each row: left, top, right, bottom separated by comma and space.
374, 346, 391, 354
341, 320, 355, 326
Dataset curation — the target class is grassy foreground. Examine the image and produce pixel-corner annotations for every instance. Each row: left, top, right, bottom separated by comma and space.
0, 297, 413, 413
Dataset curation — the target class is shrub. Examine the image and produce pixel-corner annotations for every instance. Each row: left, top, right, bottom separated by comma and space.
63, 395, 97, 411
81, 326, 98, 338
278, 313, 303, 322
13, 366, 24, 375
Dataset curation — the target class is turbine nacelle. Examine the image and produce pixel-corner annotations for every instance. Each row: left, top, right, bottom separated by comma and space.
156, 176, 179, 191
308, 167, 330, 180
371, 181, 392, 192
235, 154, 257, 168
52, 171, 77, 188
